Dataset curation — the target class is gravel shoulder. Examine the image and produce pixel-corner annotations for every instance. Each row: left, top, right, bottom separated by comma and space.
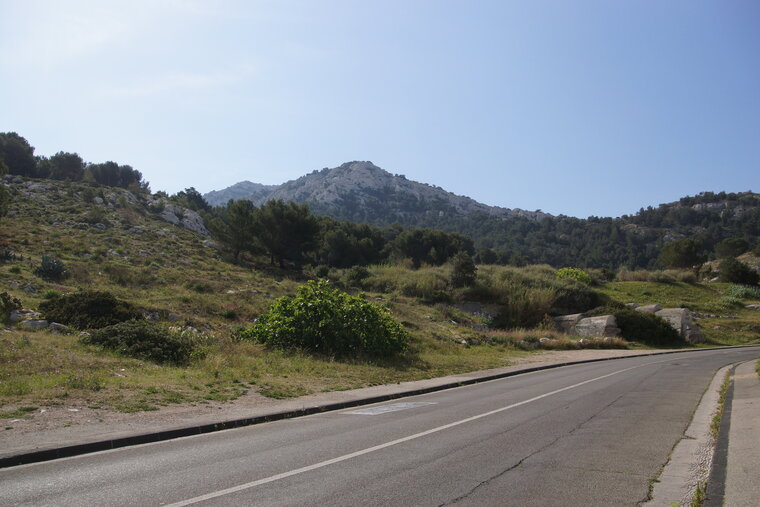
0, 348, 677, 458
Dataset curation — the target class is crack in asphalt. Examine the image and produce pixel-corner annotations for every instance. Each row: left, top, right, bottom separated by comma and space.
439, 391, 631, 505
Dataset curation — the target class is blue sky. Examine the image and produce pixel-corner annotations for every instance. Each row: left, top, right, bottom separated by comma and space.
1, 0, 758, 218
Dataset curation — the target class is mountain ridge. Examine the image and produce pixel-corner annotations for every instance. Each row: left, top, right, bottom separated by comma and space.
204, 161, 549, 224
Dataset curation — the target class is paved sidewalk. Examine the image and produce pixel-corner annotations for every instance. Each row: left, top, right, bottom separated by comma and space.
723, 360, 760, 506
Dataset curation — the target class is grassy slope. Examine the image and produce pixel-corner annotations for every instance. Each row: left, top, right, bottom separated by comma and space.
1, 178, 758, 420
0, 179, 526, 415
599, 281, 760, 345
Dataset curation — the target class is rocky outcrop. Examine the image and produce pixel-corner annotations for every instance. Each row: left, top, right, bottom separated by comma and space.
153, 202, 209, 236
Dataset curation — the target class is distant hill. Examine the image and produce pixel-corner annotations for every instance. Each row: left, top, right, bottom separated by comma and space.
204, 161, 548, 224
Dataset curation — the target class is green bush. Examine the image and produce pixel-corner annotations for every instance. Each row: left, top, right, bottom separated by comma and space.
1, 291, 21, 324
42, 289, 61, 299
450, 252, 477, 288
556, 267, 592, 285
719, 258, 759, 286
34, 255, 66, 281
241, 280, 408, 358
39, 290, 142, 329
587, 306, 682, 347
552, 280, 607, 314
81, 320, 194, 364
725, 284, 760, 300
343, 265, 370, 288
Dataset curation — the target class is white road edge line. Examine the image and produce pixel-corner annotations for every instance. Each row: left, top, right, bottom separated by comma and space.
165, 359, 669, 506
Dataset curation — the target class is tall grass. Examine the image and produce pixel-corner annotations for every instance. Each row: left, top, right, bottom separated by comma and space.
616, 268, 697, 283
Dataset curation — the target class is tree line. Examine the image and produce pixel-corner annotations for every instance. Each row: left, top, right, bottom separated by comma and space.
0, 132, 146, 191
204, 198, 474, 269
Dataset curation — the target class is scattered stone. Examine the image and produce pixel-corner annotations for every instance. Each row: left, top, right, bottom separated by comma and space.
166, 313, 181, 322
635, 304, 662, 314
94, 196, 104, 205
22, 283, 38, 294
8, 281, 20, 289
202, 239, 219, 249
19, 319, 49, 330
48, 322, 70, 334
8, 310, 20, 323
625, 303, 639, 309
138, 250, 151, 257
745, 304, 760, 311
93, 223, 106, 230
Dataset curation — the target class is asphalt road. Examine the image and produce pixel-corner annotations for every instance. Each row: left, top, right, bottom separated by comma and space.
2, 347, 758, 506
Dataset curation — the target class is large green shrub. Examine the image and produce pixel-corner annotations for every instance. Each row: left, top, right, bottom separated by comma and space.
241, 280, 408, 358
39, 290, 142, 329
552, 280, 606, 314
719, 258, 759, 286
81, 320, 193, 364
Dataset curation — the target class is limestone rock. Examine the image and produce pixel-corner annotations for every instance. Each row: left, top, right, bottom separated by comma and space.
574, 315, 621, 337
180, 209, 209, 236
553, 313, 585, 334
655, 308, 705, 344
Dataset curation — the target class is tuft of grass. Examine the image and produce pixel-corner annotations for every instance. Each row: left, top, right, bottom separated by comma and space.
0, 406, 38, 419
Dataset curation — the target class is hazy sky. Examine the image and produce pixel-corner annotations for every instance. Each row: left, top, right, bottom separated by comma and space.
1, 0, 758, 218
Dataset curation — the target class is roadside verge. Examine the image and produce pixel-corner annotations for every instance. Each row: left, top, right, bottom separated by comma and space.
0, 346, 754, 469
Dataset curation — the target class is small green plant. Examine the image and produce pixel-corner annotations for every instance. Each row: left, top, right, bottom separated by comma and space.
34, 255, 67, 281
556, 267, 593, 285
1, 291, 21, 323
39, 290, 142, 329
9, 265, 21, 274
81, 320, 195, 365
241, 280, 409, 358
42, 289, 61, 300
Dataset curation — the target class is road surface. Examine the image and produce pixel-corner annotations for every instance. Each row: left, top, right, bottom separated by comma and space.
2, 347, 757, 506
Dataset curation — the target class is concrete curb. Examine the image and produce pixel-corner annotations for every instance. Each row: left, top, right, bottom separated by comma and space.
0, 345, 754, 469
644, 363, 734, 506
704, 365, 735, 506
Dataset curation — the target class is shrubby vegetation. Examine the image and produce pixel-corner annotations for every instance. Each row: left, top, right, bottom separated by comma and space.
241, 280, 409, 358
1, 292, 21, 324
724, 284, 760, 300
34, 255, 67, 281
719, 257, 759, 286
586, 306, 682, 347
81, 320, 196, 365
39, 290, 142, 329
